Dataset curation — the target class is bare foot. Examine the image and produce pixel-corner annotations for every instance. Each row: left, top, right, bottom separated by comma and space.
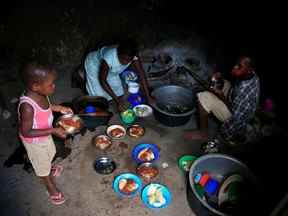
183, 130, 208, 140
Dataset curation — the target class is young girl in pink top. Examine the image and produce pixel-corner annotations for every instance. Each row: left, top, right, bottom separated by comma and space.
18, 62, 73, 205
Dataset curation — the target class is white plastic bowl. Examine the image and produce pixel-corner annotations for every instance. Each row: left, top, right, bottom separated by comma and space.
133, 104, 153, 117
106, 125, 126, 139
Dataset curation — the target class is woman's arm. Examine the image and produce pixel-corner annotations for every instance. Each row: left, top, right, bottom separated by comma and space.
99, 60, 121, 104
130, 57, 152, 102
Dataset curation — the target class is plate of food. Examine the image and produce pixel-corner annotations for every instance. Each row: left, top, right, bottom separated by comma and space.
127, 124, 145, 138
55, 114, 84, 134
93, 135, 112, 150
136, 162, 159, 182
113, 173, 142, 197
141, 183, 172, 208
132, 143, 159, 163
133, 104, 153, 117
106, 125, 126, 139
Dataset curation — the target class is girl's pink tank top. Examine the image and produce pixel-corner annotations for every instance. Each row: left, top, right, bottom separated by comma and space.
18, 96, 53, 144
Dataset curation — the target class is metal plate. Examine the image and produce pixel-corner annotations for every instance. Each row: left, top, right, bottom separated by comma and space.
93, 156, 116, 175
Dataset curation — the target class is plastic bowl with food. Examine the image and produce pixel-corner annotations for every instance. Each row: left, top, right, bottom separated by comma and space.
133, 104, 153, 118
106, 124, 126, 139
132, 143, 160, 163
113, 172, 142, 197
136, 162, 159, 182
93, 135, 112, 150
127, 124, 145, 138
55, 114, 84, 134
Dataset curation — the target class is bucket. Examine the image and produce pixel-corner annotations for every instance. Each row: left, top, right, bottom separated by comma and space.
187, 154, 261, 216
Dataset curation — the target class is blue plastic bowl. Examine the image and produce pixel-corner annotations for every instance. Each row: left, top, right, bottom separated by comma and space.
132, 143, 160, 163
141, 183, 172, 209
113, 173, 142, 197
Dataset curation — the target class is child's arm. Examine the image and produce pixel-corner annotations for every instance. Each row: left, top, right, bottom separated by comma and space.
51, 104, 73, 114
19, 103, 66, 139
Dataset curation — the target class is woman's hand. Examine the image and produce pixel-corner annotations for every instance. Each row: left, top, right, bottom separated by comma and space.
147, 95, 156, 106
116, 100, 130, 113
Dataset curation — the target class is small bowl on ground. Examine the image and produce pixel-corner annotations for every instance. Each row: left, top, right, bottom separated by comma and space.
93, 156, 116, 175
113, 172, 142, 197
106, 124, 126, 139
136, 162, 159, 182
133, 104, 153, 118
127, 124, 145, 138
92, 135, 112, 150
178, 155, 198, 172
132, 143, 160, 163
141, 183, 172, 209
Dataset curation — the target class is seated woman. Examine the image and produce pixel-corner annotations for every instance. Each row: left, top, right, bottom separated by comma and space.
84, 39, 152, 112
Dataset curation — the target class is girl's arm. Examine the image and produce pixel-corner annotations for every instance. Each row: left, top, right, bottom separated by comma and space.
51, 104, 73, 114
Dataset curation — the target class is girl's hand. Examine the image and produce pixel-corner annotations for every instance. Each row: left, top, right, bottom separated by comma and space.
59, 106, 73, 115
52, 127, 67, 139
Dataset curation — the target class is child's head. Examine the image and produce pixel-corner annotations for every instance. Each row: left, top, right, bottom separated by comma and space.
21, 62, 57, 96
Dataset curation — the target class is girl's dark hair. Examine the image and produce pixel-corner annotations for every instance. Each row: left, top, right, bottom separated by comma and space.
117, 38, 139, 57
21, 61, 55, 88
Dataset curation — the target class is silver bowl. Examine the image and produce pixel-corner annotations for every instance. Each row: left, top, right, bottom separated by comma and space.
93, 156, 116, 175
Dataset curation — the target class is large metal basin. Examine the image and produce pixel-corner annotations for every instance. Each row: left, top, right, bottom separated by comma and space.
151, 85, 196, 126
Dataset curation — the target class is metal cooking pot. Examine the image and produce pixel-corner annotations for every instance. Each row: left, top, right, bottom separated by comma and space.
151, 85, 196, 127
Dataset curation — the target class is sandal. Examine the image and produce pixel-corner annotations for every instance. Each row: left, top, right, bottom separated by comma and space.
51, 165, 63, 177
49, 192, 66, 205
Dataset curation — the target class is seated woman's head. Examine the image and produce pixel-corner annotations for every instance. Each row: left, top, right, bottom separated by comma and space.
21, 61, 57, 96
117, 39, 139, 65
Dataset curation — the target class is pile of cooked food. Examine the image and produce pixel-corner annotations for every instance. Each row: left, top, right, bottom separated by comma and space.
109, 127, 125, 138
118, 178, 139, 194
147, 185, 166, 207
137, 164, 159, 181
135, 106, 149, 116
94, 135, 112, 150
138, 147, 155, 161
128, 125, 145, 138
57, 116, 82, 133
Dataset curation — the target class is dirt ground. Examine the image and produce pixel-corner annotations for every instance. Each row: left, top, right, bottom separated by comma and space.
0, 69, 207, 216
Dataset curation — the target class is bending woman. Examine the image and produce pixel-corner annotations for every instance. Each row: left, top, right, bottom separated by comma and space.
85, 40, 152, 112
